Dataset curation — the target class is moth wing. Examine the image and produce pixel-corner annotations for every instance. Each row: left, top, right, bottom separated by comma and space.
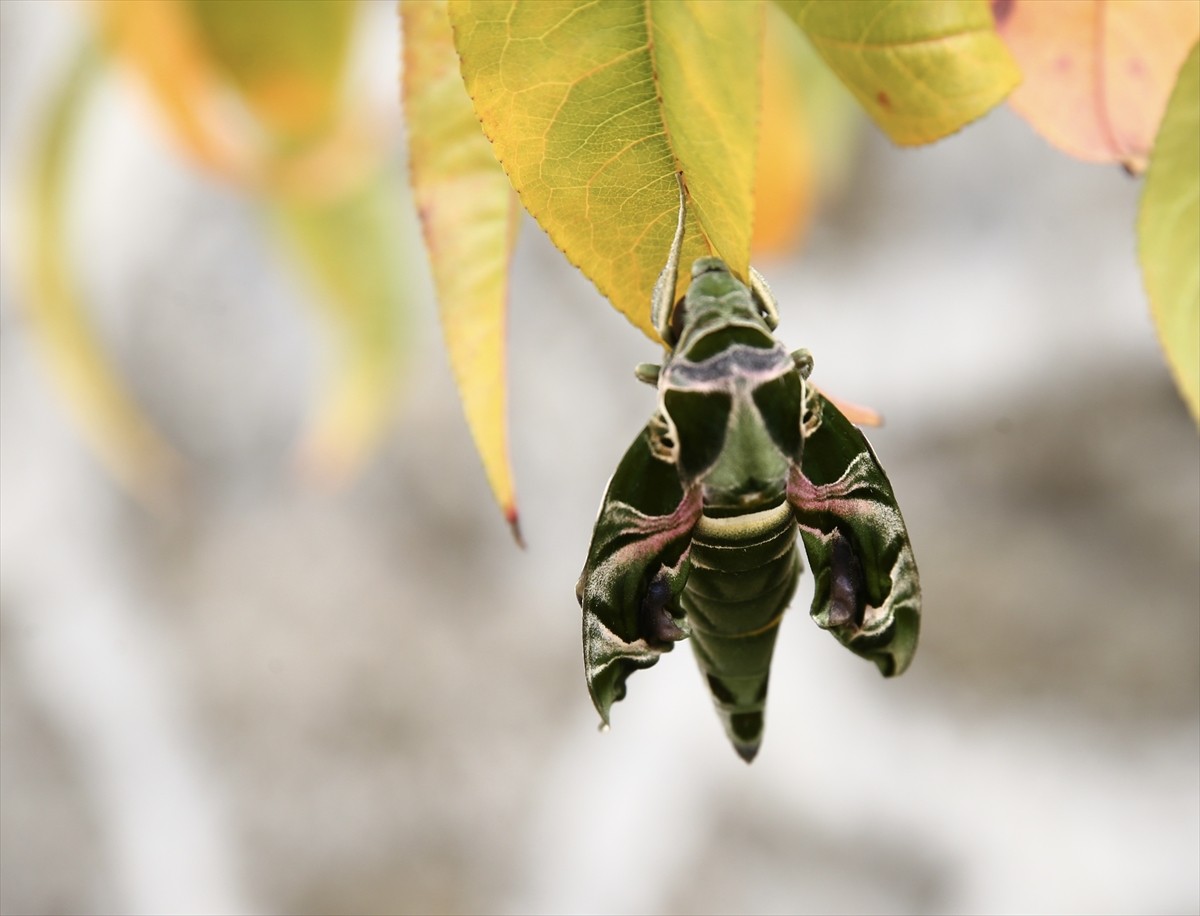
788, 394, 921, 677
576, 424, 702, 724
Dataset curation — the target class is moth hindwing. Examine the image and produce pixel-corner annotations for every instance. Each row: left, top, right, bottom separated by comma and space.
576, 179, 921, 762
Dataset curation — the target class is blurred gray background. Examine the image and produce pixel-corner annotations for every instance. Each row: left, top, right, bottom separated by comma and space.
2, 2, 1198, 914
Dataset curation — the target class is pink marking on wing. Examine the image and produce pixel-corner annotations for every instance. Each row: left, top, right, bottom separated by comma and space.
787, 466, 884, 518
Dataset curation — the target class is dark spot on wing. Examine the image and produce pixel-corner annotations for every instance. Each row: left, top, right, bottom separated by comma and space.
641, 577, 685, 646
827, 530, 864, 628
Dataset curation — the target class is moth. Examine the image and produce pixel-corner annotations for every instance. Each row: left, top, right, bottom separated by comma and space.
576, 179, 921, 762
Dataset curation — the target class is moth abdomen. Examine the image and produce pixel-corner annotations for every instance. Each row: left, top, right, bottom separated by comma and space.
681, 502, 801, 761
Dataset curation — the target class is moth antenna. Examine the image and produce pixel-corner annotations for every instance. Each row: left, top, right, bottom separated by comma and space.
651, 172, 688, 344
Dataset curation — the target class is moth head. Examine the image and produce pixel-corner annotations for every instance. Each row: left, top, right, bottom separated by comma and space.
650, 173, 780, 347
665, 258, 779, 360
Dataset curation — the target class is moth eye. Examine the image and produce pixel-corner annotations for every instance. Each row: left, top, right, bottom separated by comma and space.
662, 389, 732, 477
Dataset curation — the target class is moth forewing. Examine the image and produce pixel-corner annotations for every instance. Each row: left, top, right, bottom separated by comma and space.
787, 394, 922, 677
576, 424, 702, 724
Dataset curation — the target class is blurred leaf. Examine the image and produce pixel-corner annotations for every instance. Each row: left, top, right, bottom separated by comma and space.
186, 0, 357, 147
753, 2, 862, 256
101, 0, 373, 199
27, 41, 181, 503
753, 4, 816, 256
402, 0, 521, 539
275, 166, 415, 482
450, 0, 762, 340
98, 0, 254, 178
993, 0, 1200, 174
776, 0, 1020, 146
101, 0, 406, 481
1138, 41, 1200, 422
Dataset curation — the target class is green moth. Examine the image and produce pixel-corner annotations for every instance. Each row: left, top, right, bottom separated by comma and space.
576, 179, 921, 762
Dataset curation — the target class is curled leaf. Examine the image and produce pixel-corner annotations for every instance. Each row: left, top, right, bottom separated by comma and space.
1138, 41, 1199, 421
450, 0, 762, 340
777, 0, 1020, 146
993, 0, 1200, 174
403, 0, 521, 538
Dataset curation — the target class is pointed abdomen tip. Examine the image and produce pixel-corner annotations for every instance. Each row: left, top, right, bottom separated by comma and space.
734, 742, 760, 764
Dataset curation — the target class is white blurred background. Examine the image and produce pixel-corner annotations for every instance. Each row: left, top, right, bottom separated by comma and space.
2, 2, 1197, 914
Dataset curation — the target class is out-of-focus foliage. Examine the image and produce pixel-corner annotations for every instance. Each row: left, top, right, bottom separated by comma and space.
993, 0, 1200, 174
1139, 41, 1200, 421
187, 0, 355, 145
752, 2, 862, 257
27, 41, 182, 505
24, 0, 414, 502
776, 0, 1021, 145
274, 168, 413, 481
403, 0, 521, 538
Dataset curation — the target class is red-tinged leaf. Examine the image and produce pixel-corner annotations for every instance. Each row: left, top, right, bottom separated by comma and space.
403, 0, 521, 540
993, 0, 1200, 173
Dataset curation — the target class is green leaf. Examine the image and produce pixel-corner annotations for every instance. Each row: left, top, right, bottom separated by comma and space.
449, 0, 762, 340
1139, 41, 1200, 422
776, 0, 1020, 145
403, 0, 522, 540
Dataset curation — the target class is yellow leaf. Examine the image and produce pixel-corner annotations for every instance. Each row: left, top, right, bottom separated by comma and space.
403, 0, 521, 538
450, 0, 762, 340
275, 167, 416, 483
26, 41, 181, 504
993, 0, 1200, 174
1139, 41, 1200, 421
777, 0, 1020, 146
650, 1, 760, 283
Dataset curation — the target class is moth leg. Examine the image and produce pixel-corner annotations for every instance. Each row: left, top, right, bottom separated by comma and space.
790, 348, 813, 378
749, 266, 780, 329
634, 363, 662, 386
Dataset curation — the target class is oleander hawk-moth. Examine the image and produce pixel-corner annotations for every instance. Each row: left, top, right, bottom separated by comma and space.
576, 179, 921, 762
